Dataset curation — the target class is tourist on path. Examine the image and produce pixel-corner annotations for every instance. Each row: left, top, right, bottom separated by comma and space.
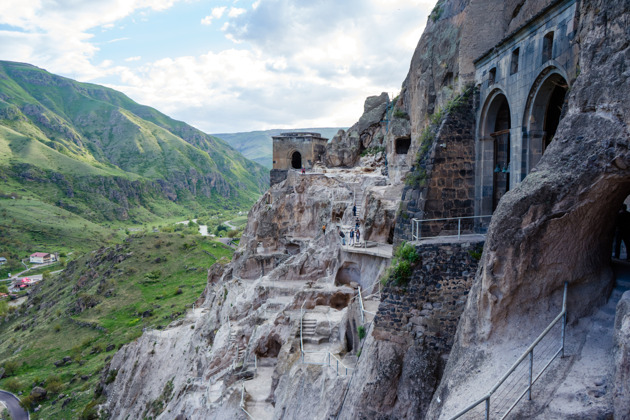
322, 224, 326, 235
353, 204, 357, 217
356, 228, 361, 245
349, 229, 355, 246
338, 227, 346, 246
301, 166, 306, 174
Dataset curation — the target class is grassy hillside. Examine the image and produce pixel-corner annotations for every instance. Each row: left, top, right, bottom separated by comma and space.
0, 231, 231, 419
214, 127, 344, 168
0, 60, 268, 218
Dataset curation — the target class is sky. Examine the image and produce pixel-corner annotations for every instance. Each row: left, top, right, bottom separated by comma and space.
0, 0, 434, 134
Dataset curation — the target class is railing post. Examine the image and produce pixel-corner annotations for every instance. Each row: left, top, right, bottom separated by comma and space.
336, 359, 339, 376
485, 397, 490, 420
561, 281, 568, 357
528, 350, 533, 400
458, 218, 461, 239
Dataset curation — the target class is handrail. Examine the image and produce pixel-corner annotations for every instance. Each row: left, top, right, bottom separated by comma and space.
411, 214, 492, 241
300, 301, 306, 363
357, 287, 365, 325
240, 382, 255, 419
450, 282, 568, 420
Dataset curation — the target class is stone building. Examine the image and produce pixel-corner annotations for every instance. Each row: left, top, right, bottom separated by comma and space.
270, 132, 328, 186
474, 0, 578, 215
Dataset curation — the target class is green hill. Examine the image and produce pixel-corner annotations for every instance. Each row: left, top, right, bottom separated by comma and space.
214, 127, 344, 168
0, 60, 268, 261
0, 231, 232, 419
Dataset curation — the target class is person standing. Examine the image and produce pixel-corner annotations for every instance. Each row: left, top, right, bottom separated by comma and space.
301, 166, 306, 175
355, 228, 360, 244
338, 227, 346, 246
352, 204, 357, 217
349, 228, 355, 246
322, 224, 326, 235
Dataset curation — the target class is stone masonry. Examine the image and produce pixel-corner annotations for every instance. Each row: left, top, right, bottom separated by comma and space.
373, 240, 483, 355
394, 89, 476, 244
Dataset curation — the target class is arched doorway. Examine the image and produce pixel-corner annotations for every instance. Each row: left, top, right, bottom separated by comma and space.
479, 90, 512, 213
491, 97, 511, 210
524, 69, 569, 171
291, 151, 302, 169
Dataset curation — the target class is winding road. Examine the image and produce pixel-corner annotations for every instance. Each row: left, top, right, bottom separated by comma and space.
0, 390, 29, 420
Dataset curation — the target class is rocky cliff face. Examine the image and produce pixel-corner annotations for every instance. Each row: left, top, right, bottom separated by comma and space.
99, 1, 630, 418
426, 0, 630, 418
100, 167, 396, 419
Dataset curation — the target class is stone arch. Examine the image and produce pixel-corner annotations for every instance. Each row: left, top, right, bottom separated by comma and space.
287, 149, 302, 169
478, 88, 513, 214
522, 65, 570, 173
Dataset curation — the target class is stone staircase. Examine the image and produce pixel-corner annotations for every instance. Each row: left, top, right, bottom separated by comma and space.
301, 318, 318, 344
354, 186, 365, 219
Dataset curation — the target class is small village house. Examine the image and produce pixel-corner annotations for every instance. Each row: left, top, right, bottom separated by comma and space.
29, 252, 55, 264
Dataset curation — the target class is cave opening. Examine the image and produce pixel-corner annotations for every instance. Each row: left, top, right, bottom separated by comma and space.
395, 137, 411, 155
291, 151, 302, 169
335, 261, 361, 287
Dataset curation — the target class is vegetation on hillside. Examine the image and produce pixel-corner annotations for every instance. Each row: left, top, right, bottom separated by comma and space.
0, 232, 232, 419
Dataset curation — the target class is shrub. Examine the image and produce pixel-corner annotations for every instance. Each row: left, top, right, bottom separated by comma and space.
2, 360, 21, 376
45, 375, 64, 395
227, 229, 240, 238
4, 377, 22, 392
357, 325, 366, 340
393, 108, 409, 119
19, 394, 36, 410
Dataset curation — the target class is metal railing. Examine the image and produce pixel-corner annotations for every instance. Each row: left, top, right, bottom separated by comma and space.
300, 301, 355, 376
240, 382, 255, 419
411, 215, 492, 241
357, 287, 377, 325
450, 282, 568, 420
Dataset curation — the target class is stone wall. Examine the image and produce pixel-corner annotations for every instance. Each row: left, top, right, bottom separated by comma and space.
373, 240, 482, 354
270, 169, 288, 186
336, 238, 483, 419
394, 89, 476, 244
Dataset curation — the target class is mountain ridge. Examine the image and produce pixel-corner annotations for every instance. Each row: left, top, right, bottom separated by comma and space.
0, 60, 269, 226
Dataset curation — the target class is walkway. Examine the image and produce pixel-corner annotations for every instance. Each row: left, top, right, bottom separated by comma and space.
341, 243, 392, 259
0, 390, 29, 420
410, 233, 486, 246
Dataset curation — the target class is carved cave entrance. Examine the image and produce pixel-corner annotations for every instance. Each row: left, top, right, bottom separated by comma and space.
291, 151, 302, 169
525, 71, 568, 171
395, 137, 411, 154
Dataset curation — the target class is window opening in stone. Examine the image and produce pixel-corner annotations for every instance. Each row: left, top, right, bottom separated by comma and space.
542, 32, 554, 63
543, 81, 567, 150
491, 97, 511, 210
444, 71, 454, 86
291, 151, 302, 169
489, 67, 497, 85
510, 48, 520, 74
395, 137, 411, 155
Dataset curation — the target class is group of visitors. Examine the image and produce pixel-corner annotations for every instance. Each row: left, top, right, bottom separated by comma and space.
336, 219, 361, 247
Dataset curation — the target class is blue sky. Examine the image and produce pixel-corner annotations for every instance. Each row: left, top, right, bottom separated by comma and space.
0, 0, 433, 133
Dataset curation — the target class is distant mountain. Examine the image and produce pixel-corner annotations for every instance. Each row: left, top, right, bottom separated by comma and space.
0, 61, 268, 228
214, 128, 345, 168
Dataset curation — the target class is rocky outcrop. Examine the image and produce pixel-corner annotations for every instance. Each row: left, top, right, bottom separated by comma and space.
325, 93, 389, 167
100, 167, 396, 419
426, 0, 630, 418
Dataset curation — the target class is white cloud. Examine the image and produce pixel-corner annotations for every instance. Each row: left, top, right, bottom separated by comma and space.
0, 0, 433, 133
201, 6, 227, 25
228, 7, 246, 18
